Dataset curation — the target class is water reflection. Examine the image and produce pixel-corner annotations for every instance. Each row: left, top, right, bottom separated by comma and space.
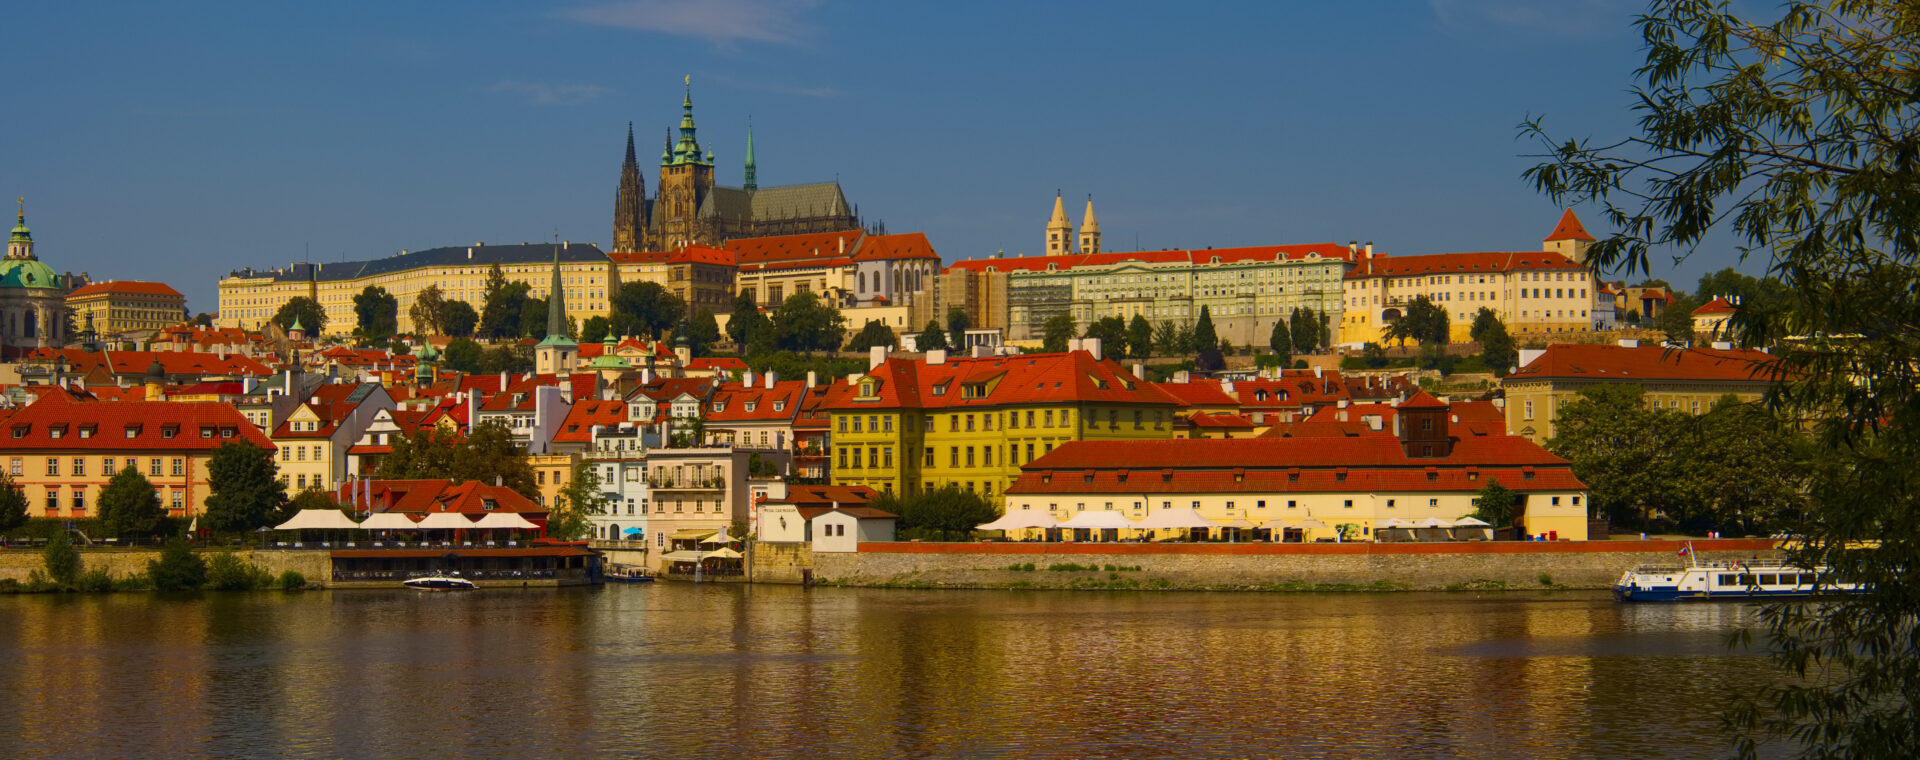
0, 588, 1786, 759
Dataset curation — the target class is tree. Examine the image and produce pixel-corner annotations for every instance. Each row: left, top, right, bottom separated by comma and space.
678, 308, 721, 357
479, 264, 528, 339
845, 319, 897, 352
1360, 342, 1390, 369
1471, 308, 1518, 377
273, 297, 326, 335
580, 315, 611, 343
1675, 396, 1808, 536
520, 296, 549, 339
548, 459, 608, 540
1191, 306, 1224, 373
945, 307, 972, 350
1544, 385, 1689, 530
610, 281, 686, 339
147, 539, 206, 591
409, 285, 446, 336
1471, 478, 1518, 531
353, 285, 399, 341
443, 337, 484, 373
915, 320, 948, 352
1128, 315, 1154, 360
1386, 296, 1448, 349
375, 421, 537, 500
1154, 320, 1188, 356
202, 443, 289, 534
288, 487, 340, 515
1659, 292, 1697, 345
1289, 308, 1321, 355
1041, 314, 1077, 353
769, 292, 845, 353
191, 312, 215, 328
0, 473, 27, 534
1082, 316, 1129, 360
41, 531, 81, 586
873, 486, 996, 542
1268, 318, 1292, 366
439, 299, 478, 338
727, 291, 768, 348
477, 345, 532, 374
98, 465, 166, 540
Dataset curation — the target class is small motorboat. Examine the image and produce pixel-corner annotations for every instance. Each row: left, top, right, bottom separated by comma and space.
606, 564, 655, 583
404, 574, 477, 591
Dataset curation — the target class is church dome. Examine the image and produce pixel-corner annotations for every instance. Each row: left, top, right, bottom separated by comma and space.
9, 218, 29, 243
0, 258, 58, 290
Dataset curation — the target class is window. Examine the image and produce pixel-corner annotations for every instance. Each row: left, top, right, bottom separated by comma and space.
983, 447, 994, 467
883, 447, 893, 468
1287, 500, 1297, 509
1523, 400, 1534, 420
882, 416, 893, 432
1226, 501, 1236, 511
8, 458, 18, 477
868, 415, 879, 433
1572, 496, 1582, 506
46, 489, 58, 514
838, 447, 849, 469
172, 459, 185, 476
1343, 499, 1353, 508
949, 447, 960, 467
46, 458, 58, 476
867, 447, 878, 469
1387, 499, 1395, 508
171, 491, 184, 511
1551, 496, 1562, 506
838, 416, 847, 433
150, 458, 163, 476
1429, 498, 1439, 507
72, 458, 86, 477
72, 489, 85, 512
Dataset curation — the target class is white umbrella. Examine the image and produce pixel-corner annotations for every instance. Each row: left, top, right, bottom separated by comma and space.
660, 550, 705, 562
700, 528, 735, 545
1059, 510, 1135, 530
416, 512, 476, 530
1451, 517, 1491, 527
275, 509, 361, 531
1136, 508, 1219, 530
1415, 518, 1454, 529
978, 509, 1062, 531
471, 512, 539, 530
359, 512, 419, 531
1261, 518, 1298, 530
1378, 518, 1416, 528
1217, 518, 1256, 529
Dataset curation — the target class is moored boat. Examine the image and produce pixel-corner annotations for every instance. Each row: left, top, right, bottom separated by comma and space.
403, 574, 477, 591
606, 564, 655, 583
1612, 544, 1863, 602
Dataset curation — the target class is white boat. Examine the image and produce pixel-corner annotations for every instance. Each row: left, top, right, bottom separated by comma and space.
1612, 544, 1863, 602
403, 574, 477, 591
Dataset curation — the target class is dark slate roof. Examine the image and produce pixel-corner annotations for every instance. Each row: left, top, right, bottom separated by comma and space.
243, 243, 610, 283
695, 183, 851, 224
699, 187, 754, 221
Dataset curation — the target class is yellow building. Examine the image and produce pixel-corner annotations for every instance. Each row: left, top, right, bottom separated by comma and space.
2, 396, 274, 519
66, 281, 187, 337
822, 345, 1180, 502
531, 453, 579, 511
1339, 211, 1602, 345
1500, 341, 1783, 443
218, 242, 613, 336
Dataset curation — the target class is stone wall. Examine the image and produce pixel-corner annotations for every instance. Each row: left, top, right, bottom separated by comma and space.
750, 542, 814, 584
802, 539, 1781, 591
0, 548, 332, 586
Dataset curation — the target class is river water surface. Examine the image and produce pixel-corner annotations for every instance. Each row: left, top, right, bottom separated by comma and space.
0, 585, 1785, 759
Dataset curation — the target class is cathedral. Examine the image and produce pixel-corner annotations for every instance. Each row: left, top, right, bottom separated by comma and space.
612, 82, 863, 252
0, 202, 72, 354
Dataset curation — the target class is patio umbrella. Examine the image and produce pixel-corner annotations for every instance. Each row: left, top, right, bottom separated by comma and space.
1378, 518, 1416, 529
416, 513, 476, 530
471, 512, 539, 530
359, 512, 419, 531
1135, 508, 1218, 530
704, 546, 743, 560
622, 527, 643, 537
1451, 517, 1491, 527
1217, 518, 1256, 529
978, 509, 1062, 531
1059, 511, 1135, 530
1415, 518, 1454, 529
700, 528, 734, 545
275, 509, 361, 530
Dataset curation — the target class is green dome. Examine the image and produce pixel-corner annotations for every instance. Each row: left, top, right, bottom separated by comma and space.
9, 221, 28, 243
0, 258, 58, 290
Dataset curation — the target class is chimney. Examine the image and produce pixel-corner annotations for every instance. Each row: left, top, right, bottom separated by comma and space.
495, 475, 503, 487
838, 236, 845, 254
1220, 379, 1234, 394
1337, 398, 1349, 408
1068, 337, 1082, 353
845, 372, 862, 386
1365, 241, 1374, 259
1082, 337, 1102, 361
1348, 240, 1358, 256
927, 348, 947, 365
806, 370, 817, 388
1173, 370, 1190, 384
742, 369, 755, 388
1617, 339, 1639, 348
1312, 366, 1323, 379
764, 370, 776, 389
869, 345, 887, 369
1131, 362, 1145, 379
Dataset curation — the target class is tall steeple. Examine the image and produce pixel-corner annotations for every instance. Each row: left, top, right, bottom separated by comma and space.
1045, 191, 1073, 256
669, 77, 712, 167
1078, 194, 1101, 255
8, 198, 34, 261
546, 245, 568, 340
743, 123, 757, 192
535, 243, 578, 374
613, 123, 648, 253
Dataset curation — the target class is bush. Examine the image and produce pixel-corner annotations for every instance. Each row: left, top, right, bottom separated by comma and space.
148, 540, 207, 591
42, 532, 81, 587
0, 578, 19, 593
73, 567, 115, 593
115, 574, 154, 592
277, 570, 308, 591
206, 551, 273, 591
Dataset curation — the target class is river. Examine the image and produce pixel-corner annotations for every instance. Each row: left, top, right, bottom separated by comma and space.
0, 585, 1788, 759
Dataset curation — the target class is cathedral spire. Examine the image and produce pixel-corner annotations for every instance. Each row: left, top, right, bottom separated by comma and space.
613, 123, 647, 253
8, 197, 34, 261
744, 122, 757, 192
545, 245, 569, 340
1079, 194, 1101, 254
670, 77, 711, 167
1046, 190, 1073, 256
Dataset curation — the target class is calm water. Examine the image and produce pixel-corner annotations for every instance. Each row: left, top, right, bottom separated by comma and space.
0, 585, 1787, 759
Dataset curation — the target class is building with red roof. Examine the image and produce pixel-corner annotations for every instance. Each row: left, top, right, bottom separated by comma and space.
1006, 395, 1591, 541
65, 280, 187, 338
1501, 341, 1784, 443
3, 393, 274, 519
1690, 296, 1738, 341
270, 382, 395, 495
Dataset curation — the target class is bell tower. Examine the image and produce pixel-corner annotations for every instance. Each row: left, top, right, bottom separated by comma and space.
1078, 195, 1101, 254
1045, 191, 1073, 256
656, 77, 716, 249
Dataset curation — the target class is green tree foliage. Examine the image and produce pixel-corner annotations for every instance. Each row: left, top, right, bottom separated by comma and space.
1268, 317, 1292, 366
676, 308, 721, 357
548, 459, 608, 540
1470, 308, 1518, 377
202, 443, 289, 534
439, 299, 479, 338
610, 281, 686, 339
1545, 385, 1690, 529
519, 296, 549, 339
478, 264, 529, 339
353, 285, 399, 341
1659, 292, 1698, 345
273, 297, 326, 335
580, 315, 611, 343
770, 292, 845, 352
845, 319, 897, 352
477, 345, 532, 374
42, 531, 81, 586
915, 320, 948, 352
1472, 478, 1518, 530
727, 291, 769, 348
0, 473, 27, 534
191, 312, 214, 328
409, 285, 446, 336
288, 487, 340, 514
1041, 314, 1077, 353
1386, 296, 1449, 348
1289, 308, 1323, 355
945, 307, 971, 350
1082, 316, 1129, 359
1191, 306, 1223, 373
98, 465, 166, 540
147, 539, 206, 591
1361, 342, 1390, 369
375, 421, 538, 499
206, 552, 273, 591
1679, 395, 1810, 535
442, 337, 484, 373
1154, 320, 1190, 356
872, 486, 996, 542
1128, 315, 1154, 360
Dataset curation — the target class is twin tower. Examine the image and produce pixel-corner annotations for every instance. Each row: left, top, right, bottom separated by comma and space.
1045, 192, 1101, 256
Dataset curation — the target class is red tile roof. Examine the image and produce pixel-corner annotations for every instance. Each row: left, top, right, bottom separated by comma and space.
551, 400, 630, 443
1344, 251, 1585, 280
1150, 380, 1238, 407
339, 478, 541, 516
1545, 209, 1596, 242
762, 484, 877, 509
28, 348, 272, 377
68, 280, 186, 299
1691, 296, 1736, 315
1399, 389, 1446, 409
944, 243, 1353, 275
1508, 343, 1784, 384
851, 232, 940, 262
669, 244, 735, 266
819, 351, 1178, 412
4, 395, 272, 451
689, 357, 748, 373
706, 381, 806, 422
1186, 412, 1256, 429
725, 230, 865, 266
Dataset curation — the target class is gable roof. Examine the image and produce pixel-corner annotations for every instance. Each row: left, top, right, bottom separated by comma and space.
851, 232, 940, 262
4, 395, 273, 451
725, 229, 865, 267
819, 350, 1178, 412
67, 280, 184, 299
1345, 251, 1585, 280
1545, 209, 1596, 242
1692, 296, 1736, 315
1508, 343, 1784, 384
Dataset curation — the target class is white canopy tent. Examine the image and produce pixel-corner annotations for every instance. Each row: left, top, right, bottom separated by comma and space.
1136, 508, 1218, 530
1451, 517, 1491, 527
978, 509, 1062, 531
276, 509, 361, 531
700, 528, 735, 545
1217, 518, 1257, 529
416, 513, 476, 530
471, 512, 540, 530
358, 512, 420, 531
1059, 511, 1135, 530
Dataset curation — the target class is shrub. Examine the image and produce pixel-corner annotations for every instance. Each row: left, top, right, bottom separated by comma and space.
1538, 573, 1556, 587
0, 578, 19, 593
42, 532, 81, 587
73, 568, 115, 593
115, 574, 154, 592
206, 551, 273, 590
277, 570, 308, 591
148, 539, 207, 591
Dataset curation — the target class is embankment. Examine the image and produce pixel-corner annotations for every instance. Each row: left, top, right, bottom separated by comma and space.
790, 539, 1780, 591
0, 547, 331, 585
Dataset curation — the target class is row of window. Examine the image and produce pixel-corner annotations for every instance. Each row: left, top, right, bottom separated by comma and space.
33, 486, 187, 513
12, 456, 185, 478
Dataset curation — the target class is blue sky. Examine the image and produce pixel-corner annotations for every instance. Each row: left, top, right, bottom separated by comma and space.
0, 0, 1741, 313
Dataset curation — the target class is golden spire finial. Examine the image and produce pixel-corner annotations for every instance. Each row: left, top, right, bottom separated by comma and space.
685, 74, 690, 87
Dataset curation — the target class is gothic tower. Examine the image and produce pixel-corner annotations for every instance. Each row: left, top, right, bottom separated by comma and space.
743, 124, 758, 192
1045, 191, 1073, 255
612, 123, 648, 253
655, 79, 715, 250
1078, 195, 1101, 255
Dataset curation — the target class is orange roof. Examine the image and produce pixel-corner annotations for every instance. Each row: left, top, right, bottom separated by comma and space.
1018, 431, 1569, 474
819, 350, 1179, 412
851, 232, 940, 262
1509, 343, 1784, 383
4, 395, 273, 452
944, 243, 1353, 275
68, 280, 186, 299
28, 348, 272, 377
551, 400, 631, 443
724, 229, 865, 266
669, 245, 735, 266
706, 381, 806, 422
608, 250, 676, 265
1545, 209, 1596, 242
1345, 251, 1585, 280
1692, 296, 1736, 315
688, 357, 748, 372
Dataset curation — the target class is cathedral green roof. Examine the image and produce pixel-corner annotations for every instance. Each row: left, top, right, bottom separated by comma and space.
0, 258, 58, 290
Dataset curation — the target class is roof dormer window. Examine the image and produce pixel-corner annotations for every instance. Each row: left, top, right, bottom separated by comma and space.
773, 401, 786, 412
11, 425, 27, 439
48, 425, 65, 439
745, 401, 757, 412
124, 424, 140, 438
78, 426, 96, 439
161, 425, 179, 439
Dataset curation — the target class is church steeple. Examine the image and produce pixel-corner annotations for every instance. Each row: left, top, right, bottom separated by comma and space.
1046, 191, 1073, 256
546, 246, 568, 340
669, 77, 712, 168
612, 123, 648, 253
743, 123, 757, 192
1079, 194, 1101, 254
535, 244, 578, 374
8, 198, 35, 261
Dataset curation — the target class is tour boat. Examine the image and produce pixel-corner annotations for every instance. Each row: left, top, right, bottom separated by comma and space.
403, 574, 478, 591
605, 564, 655, 583
1612, 544, 1862, 602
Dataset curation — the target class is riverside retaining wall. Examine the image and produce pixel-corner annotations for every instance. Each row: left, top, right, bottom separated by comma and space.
804, 539, 1782, 591
0, 548, 332, 586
